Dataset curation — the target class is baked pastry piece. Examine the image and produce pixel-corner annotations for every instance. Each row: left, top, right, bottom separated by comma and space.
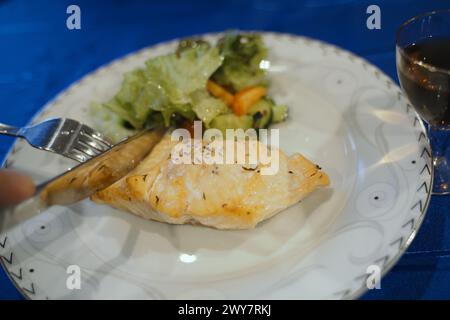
92, 134, 330, 229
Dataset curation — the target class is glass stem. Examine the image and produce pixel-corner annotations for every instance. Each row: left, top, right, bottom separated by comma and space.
428, 125, 450, 194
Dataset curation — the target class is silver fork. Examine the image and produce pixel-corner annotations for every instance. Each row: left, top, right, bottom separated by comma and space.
0, 118, 113, 163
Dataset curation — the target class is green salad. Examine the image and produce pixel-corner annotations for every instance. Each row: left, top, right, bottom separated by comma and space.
91, 33, 288, 142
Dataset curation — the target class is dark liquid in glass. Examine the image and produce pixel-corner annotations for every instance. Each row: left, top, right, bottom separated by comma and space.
397, 37, 450, 126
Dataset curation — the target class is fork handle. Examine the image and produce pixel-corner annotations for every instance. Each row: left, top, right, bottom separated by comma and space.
0, 123, 22, 137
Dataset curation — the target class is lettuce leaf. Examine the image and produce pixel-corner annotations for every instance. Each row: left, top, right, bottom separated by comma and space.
107, 69, 163, 129
145, 45, 223, 105
90, 102, 137, 143
160, 103, 196, 127
103, 98, 141, 130
94, 44, 223, 130
190, 90, 229, 126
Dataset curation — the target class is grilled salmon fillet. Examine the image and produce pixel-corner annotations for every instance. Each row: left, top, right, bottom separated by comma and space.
91, 134, 330, 229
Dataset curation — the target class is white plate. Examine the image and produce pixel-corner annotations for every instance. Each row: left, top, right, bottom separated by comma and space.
0, 32, 432, 299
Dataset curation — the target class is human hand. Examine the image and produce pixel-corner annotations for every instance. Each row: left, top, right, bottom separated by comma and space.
0, 170, 35, 207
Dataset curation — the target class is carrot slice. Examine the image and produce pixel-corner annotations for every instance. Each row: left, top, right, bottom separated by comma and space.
207, 80, 234, 107
232, 86, 267, 116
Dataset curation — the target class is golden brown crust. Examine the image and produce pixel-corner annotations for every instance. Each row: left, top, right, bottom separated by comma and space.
92, 136, 330, 229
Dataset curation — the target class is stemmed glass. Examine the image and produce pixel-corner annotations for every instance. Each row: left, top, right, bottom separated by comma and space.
396, 10, 450, 194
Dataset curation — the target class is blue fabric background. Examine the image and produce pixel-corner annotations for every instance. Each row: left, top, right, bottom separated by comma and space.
1, 0, 449, 300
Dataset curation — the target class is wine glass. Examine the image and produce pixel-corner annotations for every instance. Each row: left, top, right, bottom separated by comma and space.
396, 10, 450, 195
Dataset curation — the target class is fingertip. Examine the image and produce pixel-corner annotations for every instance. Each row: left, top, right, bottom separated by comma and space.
13, 171, 36, 199
0, 170, 35, 206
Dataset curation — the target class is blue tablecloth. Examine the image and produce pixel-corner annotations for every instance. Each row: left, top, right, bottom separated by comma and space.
1, 0, 449, 300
